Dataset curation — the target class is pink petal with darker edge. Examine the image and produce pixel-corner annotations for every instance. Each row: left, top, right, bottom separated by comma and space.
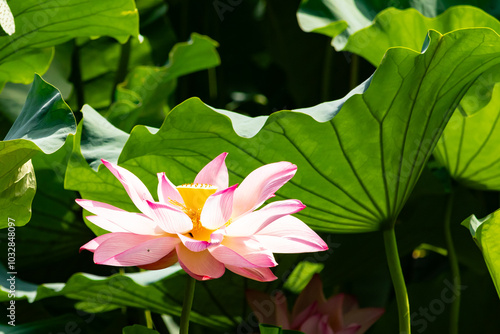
194, 153, 229, 190
92, 233, 158, 263
138, 249, 178, 270
177, 233, 211, 252
76, 199, 157, 235
232, 161, 297, 218
97, 236, 180, 266
225, 264, 277, 282
80, 233, 116, 252
254, 216, 328, 253
157, 172, 184, 205
225, 199, 305, 237
146, 200, 193, 234
176, 244, 225, 280
210, 237, 277, 268
101, 159, 154, 215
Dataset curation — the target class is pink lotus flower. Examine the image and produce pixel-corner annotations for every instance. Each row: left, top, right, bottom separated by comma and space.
247, 274, 385, 333
77, 153, 327, 281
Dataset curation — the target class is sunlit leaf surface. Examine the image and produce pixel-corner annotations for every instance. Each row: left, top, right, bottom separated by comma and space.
66, 28, 500, 233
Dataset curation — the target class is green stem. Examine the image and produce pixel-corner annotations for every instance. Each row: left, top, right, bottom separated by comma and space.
179, 276, 196, 334
444, 191, 460, 334
349, 53, 359, 90
145, 309, 154, 329
383, 228, 411, 334
111, 37, 132, 102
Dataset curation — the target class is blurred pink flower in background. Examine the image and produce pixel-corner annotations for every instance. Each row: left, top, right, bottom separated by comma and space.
247, 274, 385, 333
77, 153, 328, 281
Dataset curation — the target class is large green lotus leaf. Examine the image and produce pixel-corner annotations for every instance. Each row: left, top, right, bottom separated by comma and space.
434, 80, 500, 191
105, 33, 220, 131
66, 28, 500, 233
298, 2, 500, 65
0, 75, 75, 228
0, 0, 139, 88
462, 209, 500, 297
118, 28, 500, 233
0, 265, 233, 330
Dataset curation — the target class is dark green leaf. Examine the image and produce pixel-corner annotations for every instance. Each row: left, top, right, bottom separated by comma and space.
0, 135, 98, 282
0, 75, 75, 227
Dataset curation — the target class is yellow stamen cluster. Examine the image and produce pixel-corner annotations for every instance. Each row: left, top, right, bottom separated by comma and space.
173, 183, 218, 241
176, 183, 217, 211
177, 183, 216, 189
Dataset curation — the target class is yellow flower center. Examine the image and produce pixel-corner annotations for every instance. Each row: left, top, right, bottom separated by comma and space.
174, 183, 217, 241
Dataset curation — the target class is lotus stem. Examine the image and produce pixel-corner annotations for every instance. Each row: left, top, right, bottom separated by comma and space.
145, 309, 154, 329
179, 275, 197, 334
383, 227, 411, 333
